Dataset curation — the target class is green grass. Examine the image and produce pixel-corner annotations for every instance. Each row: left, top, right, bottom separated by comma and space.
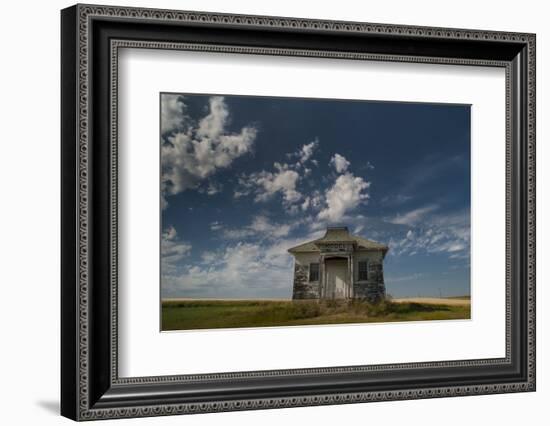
161, 299, 471, 331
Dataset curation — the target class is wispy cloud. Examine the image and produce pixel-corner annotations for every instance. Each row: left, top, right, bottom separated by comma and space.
161, 226, 192, 274
213, 215, 297, 240
162, 229, 324, 299
387, 209, 470, 262
380, 194, 413, 206
386, 204, 439, 226
162, 241, 287, 298
196, 181, 223, 196
397, 154, 465, 194
385, 273, 425, 283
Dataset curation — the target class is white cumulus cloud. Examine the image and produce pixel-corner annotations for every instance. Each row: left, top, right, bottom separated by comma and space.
234, 140, 321, 210
237, 162, 302, 206
330, 153, 350, 173
318, 173, 370, 222
161, 94, 187, 134
161, 95, 257, 206
287, 139, 319, 166
297, 139, 318, 164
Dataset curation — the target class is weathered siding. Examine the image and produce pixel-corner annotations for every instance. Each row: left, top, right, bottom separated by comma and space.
291, 250, 386, 302
353, 250, 386, 302
292, 253, 321, 299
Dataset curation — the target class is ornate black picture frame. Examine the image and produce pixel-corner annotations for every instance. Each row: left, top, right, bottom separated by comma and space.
61, 4, 536, 421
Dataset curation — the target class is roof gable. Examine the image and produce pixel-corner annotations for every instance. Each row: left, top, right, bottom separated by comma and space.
288, 226, 388, 254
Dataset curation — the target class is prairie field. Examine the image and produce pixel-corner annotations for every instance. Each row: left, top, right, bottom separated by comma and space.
161, 298, 471, 331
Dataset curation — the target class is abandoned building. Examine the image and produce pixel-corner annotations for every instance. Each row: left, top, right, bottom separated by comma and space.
287, 226, 388, 302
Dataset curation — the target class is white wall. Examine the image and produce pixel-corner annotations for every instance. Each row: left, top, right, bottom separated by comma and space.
293, 252, 321, 270
0, 0, 547, 424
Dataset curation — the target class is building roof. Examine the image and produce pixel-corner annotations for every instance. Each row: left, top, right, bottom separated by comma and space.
287, 226, 388, 254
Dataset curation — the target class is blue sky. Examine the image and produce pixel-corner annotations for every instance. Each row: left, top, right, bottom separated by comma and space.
160, 93, 470, 299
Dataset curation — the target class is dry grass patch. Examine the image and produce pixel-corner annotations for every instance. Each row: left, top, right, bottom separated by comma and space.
161, 299, 470, 331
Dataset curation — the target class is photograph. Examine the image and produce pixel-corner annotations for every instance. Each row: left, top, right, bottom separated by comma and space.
160, 92, 471, 331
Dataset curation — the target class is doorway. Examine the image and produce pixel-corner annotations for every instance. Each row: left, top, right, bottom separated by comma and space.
324, 258, 348, 299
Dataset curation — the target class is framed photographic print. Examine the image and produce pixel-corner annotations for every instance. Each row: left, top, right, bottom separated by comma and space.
61, 4, 536, 421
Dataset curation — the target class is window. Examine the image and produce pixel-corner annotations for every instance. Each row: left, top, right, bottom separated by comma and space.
358, 260, 369, 281
309, 263, 320, 282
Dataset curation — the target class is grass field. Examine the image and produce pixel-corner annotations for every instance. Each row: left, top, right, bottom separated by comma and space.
161, 298, 471, 331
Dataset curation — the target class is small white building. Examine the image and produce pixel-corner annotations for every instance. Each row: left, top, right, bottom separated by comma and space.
287, 226, 388, 301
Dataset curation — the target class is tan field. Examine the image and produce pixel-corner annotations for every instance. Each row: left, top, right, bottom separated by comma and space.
393, 297, 471, 307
